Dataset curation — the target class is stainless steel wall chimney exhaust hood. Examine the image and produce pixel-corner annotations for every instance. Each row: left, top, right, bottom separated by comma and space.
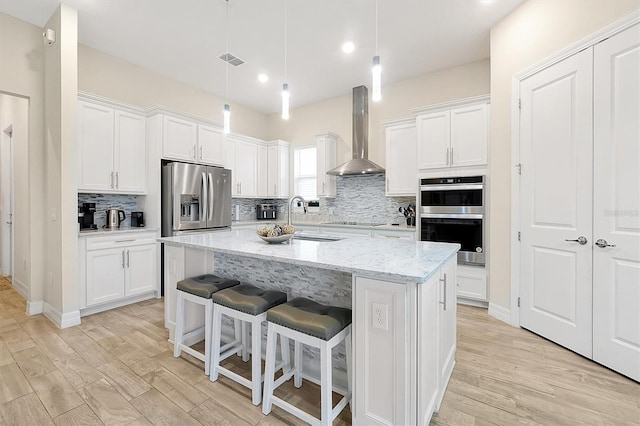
327, 86, 385, 176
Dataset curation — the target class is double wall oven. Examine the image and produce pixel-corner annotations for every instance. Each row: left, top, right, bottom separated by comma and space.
420, 176, 485, 265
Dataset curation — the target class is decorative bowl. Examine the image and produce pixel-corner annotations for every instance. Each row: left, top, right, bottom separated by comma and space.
257, 232, 294, 244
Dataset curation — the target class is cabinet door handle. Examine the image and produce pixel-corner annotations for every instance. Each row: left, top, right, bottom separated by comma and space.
450, 147, 454, 165
121, 250, 125, 269
239, 182, 242, 194
115, 172, 119, 189
439, 273, 448, 311
322, 181, 325, 194
111, 171, 114, 188
445, 148, 450, 166
274, 184, 277, 195
200, 146, 203, 160
115, 239, 135, 243
126, 250, 130, 268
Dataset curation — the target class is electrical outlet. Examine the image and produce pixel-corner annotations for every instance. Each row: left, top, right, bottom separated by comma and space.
372, 302, 388, 331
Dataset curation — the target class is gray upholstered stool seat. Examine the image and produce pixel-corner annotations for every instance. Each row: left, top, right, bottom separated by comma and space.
177, 274, 240, 298
174, 274, 242, 376
212, 284, 287, 315
267, 297, 352, 341
262, 296, 353, 424
210, 283, 290, 405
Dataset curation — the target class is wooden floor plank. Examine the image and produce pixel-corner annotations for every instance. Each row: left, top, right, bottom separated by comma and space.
0, 393, 53, 426
52, 404, 103, 426
0, 363, 33, 404
28, 370, 85, 418
78, 378, 142, 426
129, 389, 200, 426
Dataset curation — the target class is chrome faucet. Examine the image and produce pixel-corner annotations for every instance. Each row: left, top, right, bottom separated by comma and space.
288, 195, 307, 226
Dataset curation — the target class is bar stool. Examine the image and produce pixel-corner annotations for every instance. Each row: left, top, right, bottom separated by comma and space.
262, 297, 352, 426
210, 284, 289, 405
174, 274, 240, 375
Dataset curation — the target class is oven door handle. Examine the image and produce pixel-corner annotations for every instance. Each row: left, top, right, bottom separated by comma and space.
421, 213, 484, 219
420, 184, 484, 191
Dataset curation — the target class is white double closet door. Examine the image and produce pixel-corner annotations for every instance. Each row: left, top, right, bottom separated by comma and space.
519, 24, 639, 382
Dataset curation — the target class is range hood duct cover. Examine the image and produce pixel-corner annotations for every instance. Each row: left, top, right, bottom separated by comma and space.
327, 86, 385, 176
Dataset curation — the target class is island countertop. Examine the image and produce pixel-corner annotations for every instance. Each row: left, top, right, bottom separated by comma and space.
158, 230, 459, 283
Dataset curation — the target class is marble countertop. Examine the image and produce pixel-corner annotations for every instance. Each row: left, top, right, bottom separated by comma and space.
78, 227, 159, 237
159, 229, 458, 283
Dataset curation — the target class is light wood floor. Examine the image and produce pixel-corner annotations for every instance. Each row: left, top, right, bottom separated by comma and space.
0, 278, 638, 425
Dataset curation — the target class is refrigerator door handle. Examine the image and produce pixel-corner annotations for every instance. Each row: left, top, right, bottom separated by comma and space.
201, 172, 207, 223
208, 172, 214, 221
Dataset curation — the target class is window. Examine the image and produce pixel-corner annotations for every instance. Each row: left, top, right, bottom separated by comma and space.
294, 145, 317, 200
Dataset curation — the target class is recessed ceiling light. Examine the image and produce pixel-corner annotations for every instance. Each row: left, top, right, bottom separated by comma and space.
258, 73, 269, 83
342, 41, 355, 54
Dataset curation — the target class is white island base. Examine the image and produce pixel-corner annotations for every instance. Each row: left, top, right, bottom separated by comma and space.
161, 230, 458, 425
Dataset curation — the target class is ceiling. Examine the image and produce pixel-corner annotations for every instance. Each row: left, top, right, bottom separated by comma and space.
0, 0, 525, 114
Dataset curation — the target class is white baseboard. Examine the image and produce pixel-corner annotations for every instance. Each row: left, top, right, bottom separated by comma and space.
80, 292, 156, 317
488, 303, 511, 325
457, 297, 489, 308
43, 303, 81, 329
27, 300, 44, 315
11, 278, 29, 300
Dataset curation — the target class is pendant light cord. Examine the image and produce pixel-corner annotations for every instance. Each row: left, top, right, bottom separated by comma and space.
284, 0, 287, 82
225, 0, 229, 102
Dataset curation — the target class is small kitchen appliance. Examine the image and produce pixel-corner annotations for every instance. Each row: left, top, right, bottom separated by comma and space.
257, 203, 277, 220
130, 211, 145, 227
106, 209, 125, 229
79, 203, 97, 230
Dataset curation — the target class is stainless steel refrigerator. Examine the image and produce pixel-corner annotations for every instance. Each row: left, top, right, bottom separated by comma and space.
162, 162, 232, 236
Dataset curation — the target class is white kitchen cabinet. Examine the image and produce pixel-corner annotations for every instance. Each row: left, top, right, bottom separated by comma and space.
384, 119, 417, 196
78, 99, 146, 194
316, 133, 337, 197
267, 140, 290, 198
436, 256, 457, 410
82, 232, 158, 311
354, 255, 457, 425
257, 144, 268, 197
226, 135, 258, 198
457, 264, 487, 301
198, 124, 224, 165
160, 115, 225, 166
416, 98, 489, 171
162, 115, 198, 162
372, 228, 416, 240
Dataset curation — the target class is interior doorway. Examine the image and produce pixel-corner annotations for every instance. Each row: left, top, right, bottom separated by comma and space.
1, 123, 14, 279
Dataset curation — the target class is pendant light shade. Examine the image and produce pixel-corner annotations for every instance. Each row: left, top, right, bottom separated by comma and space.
281, 83, 290, 120
372, 55, 381, 102
223, 104, 231, 134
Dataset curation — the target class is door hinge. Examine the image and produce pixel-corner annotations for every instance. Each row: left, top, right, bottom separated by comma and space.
518, 297, 521, 307
518, 231, 521, 241
516, 163, 522, 175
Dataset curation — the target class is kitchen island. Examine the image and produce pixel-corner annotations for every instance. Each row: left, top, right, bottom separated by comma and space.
159, 230, 459, 425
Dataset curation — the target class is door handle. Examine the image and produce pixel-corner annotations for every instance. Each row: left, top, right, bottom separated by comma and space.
208, 173, 214, 221
274, 184, 277, 195
200, 146, 203, 160
445, 148, 450, 166
126, 250, 130, 267
239, 182, 242, 194
121, 251, 125, 269
595, 238, 616, 248
565, 236, 588, 245
201, 172, 207, 221
5, 221, 12, 225
115, 172, 119, 189
111, 171, 114, 188
450, 147, 454, 165
193, 145, 197, 159
439, 273, 447, 311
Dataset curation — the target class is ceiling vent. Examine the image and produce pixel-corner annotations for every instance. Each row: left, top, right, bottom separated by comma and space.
219, 52, 245, 67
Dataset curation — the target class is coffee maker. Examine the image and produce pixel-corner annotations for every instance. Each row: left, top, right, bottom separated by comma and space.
79, 203, 97, 230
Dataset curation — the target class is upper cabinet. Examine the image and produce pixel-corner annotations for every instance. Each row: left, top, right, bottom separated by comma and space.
384, 119, 417, 196
416, 97, 489, 171
78, 97, 146, 194
258, 140, 290, 199
161, 114, 224, 166
225, 134, 258, 198
316, 133, 338, 198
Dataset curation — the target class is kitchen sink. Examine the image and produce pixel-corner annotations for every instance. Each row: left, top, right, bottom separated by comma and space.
293, 234, 344, 242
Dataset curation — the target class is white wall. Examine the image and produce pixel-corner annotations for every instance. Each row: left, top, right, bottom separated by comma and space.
489, 0, 640, 310
43, 4, 79, 324
78, 45, 270, 140
267, 59, 490, 167
0, 12, 46, 307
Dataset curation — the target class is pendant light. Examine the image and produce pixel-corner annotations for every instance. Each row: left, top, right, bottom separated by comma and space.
372, 0, 381, 102
281, 0, 290, 120
223, 0, 231, 134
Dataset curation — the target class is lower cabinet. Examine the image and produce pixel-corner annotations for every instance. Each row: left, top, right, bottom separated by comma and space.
457, 264, 487, 302
81, 232, 158, 312
353, 255, 457, 425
